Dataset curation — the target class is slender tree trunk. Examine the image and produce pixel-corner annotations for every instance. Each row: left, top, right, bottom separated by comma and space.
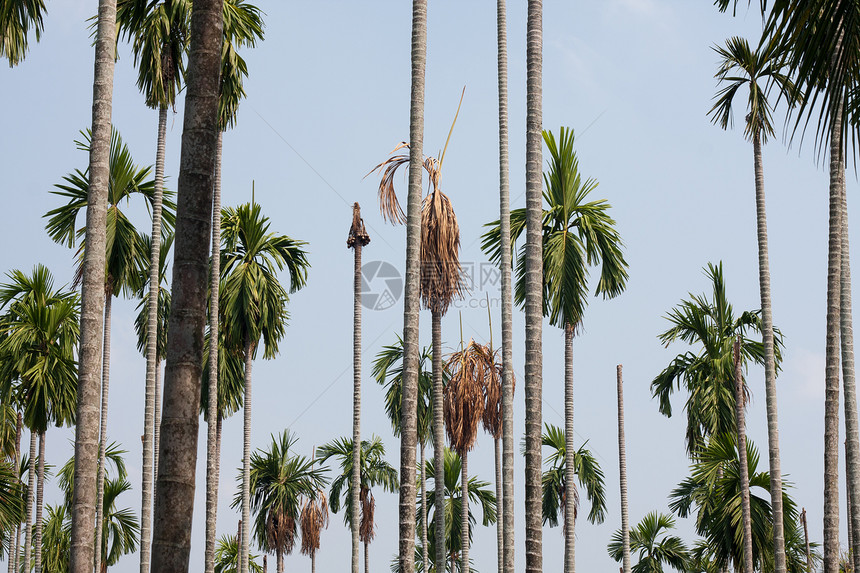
824, 101, 844, 573
616, 366, 631, 573
494, 437, 503, 573
154, 362, 161, 479
311, 553, 315, 573
140, 103, 168, 573
462, 451, 470, 573
751, 129, 787, 573
421, 443, 429, 571
276, 551, 283, 573
241, 336, 254, 573
432, 310, 445, 573
802, 508, 812, 573
23, 430, 36, 573
524, 2, 543, 571
69, 1, 115, 570
205, 129, 224, 573
733, 338, 755, 573
10, 413, 21, 573
150, 0, 223, 569
352, 239, 363, 573
33, 431, 46, 573
495, 1, 514, 571
839, 167, 860, 573
364, 540, 369, 573
236, 520, 242, 573
399, 2, 426, 571
94, 290, 113, 573
562, 325, 575, 573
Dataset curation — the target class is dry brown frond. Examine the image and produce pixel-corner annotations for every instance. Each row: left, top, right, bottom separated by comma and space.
300, 489, 330, 556
367, 143, 410, 225
359, 486, 376, 543
471, 343, 507, 440
420, 189, 464, 314
444, 339, 486, 454
347, 202, 370, 249
266, 508, 296, 557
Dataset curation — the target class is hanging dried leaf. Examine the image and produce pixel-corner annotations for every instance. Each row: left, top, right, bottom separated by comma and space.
266, 508, 296, 557
359, 486, 376, 543
300, 489, 330, 557
420, 188, 464, 314
444, 339, 486, 454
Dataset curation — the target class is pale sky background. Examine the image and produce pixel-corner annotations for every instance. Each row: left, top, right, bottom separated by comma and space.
0, 1, 855, 572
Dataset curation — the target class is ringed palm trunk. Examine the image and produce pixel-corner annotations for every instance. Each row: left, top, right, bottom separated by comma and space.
34, 431, 46, 573
494, 437, 502, 573
399, 1, 426, 571
241, 335, 254, 573
69, 2, 116, 571
461, 451, 470, 573
364, 540, 369, 573
524, 1, 544, 572
154, 362, 161, 478
616, 366, 631, 573
752, 128, 787, 573
733, 338, 754, 573
94, 288, 113, 573
141, 103, 168, 573
10, 412, 21, 573
823, 100, 844, 573
276, 549, 283, 573
563, 325, 575, 573
150, 0, 223, 570
205, 129, 224, 573
352, 234, 363, 573
23, 430, 36, 573
420, 443, 429, 570
495, 1, 515, 570
432, 310, 445, 572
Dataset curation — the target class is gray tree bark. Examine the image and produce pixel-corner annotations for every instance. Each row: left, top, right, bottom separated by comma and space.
34, 431, 46, 573
154, 363, 161, 479
150, 0, 223, 570
352, 231, 363, 573
141, 103, 168, 573
432, 310, 445, 573
94, 290, 113, 573
241, 336, 254, 573
421, 443, 429, 571
734, 338, 754, 573
494, 437, 503, 573
616, 366, 631, 573
524, 2, 543, 572
462, 451, 470, 573
10, 413, 21, 573
563, 326, 575, 573
23, 431, 36, 573
69, 1, 115, 570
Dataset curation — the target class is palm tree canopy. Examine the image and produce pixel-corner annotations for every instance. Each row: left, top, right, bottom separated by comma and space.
651, 262, 783, 455
482, 127, 628, 331
0, 458, 24, 535
134, 231, 174, 362
608, 512, 690, 573
214, 534, 264, 573
220, 201, 309, 359
0, 265, 79, 433
40, 503, 71, 573
708, 34, 798, 143
0, 0, 46, 66
199, 325, 245, 422
539, 423, 607, 526
219, 0, 264, 130
100, 476, 140, 569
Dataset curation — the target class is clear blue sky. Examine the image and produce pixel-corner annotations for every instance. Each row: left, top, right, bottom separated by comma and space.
0, 1, 851, 571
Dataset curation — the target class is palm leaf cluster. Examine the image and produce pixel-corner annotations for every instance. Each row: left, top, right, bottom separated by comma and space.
0, 0, 45, 66
444, 340, 489, 456
608, 512, 690, 573
299, 488, 329, 557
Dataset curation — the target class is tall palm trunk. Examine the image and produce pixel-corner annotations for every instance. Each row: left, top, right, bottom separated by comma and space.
275, 550, 283, 573
364, 540, 369, 573
752, 129, 787, 573
69, 2, 116, 571
150, 0, 223, 570
823, 100, 844, 573
94, 289, 113, 573
616, 366, 631, 573
23, 430, 36, 573
154, 362, 161, 478
205, 129, 224, 573
10, 412, 21, 573
420, 443, 428, 570
563, 325, 575, 573
524, 2, 543, 572
241, 335, 254, 573
34, 431, 46, 573
839, 168, 860, 573
494, 436, 502, 573
141, 103, 168, 573
352, 220, 363, 573
399, 1, 426, 571
802, 508, 813, 573
495, 1, 514, 570
733, 338, 754, 573
462, 451, 470, 573
432, 310, 445, 573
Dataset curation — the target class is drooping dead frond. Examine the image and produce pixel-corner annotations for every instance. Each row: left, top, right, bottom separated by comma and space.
359, 486, 376, 543
472, 343, 514, 440
420, 189, 464, 314
266, 508, 297, 557
367, 142, 410, 225
346, 202, 370, 249
300, 489, 330, 557
444, 339, 486, 455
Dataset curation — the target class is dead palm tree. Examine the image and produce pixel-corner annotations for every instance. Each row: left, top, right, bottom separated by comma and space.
300, 486, 329, 573
348, 202, 370, 573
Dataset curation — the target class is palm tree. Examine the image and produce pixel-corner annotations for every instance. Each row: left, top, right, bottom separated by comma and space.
220, 201, 309, 573
608, 512, 690, 573
0, 0, 46, 66
205, 6, 264, 572
236, 431, 326, 573
422, 447, 497, 573
708, 35, 797, 573
372, 335, 436, 571
483, 127, 627, 573
318, 436, 399, 573
650, 262, 781, 456
214, 535, 264, 573
348, 203, 370, 573
68, 2, 120, 568
45, 128, 170, 573
0, 265, 79, 573
539, 424, 607, 538
616, 365, 631, 573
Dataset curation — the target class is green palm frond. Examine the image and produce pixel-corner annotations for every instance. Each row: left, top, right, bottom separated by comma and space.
58, 442, 128, 512
214, 534, 264, 573
0, 0, 46, 66
40, 503, 71, 573
219, 0, 264, 130
608, 511, 690, 573
101, 477, 140, 568
200, 325, 245, 422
